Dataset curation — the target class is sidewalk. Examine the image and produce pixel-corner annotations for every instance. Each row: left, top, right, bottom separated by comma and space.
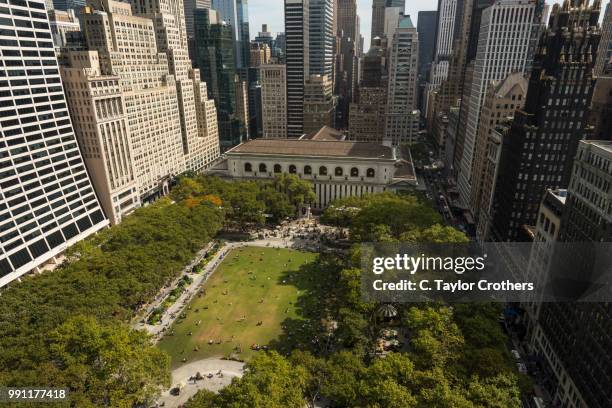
134, 242, 232, 340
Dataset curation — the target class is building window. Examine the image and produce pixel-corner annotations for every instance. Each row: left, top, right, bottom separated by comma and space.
319, 166, 327, 176
289, 165, 297, 174
335, 167, 343, 176
304, 165, 312, 175
259, 163, 267, 173
367, 168, 375, 178
245, 162, 252, 172
274, 164, 282, 173
350, 167, 359, 177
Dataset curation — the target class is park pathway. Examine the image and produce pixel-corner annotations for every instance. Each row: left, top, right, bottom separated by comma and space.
155, 358, 245, 408
133, 241, 241, 340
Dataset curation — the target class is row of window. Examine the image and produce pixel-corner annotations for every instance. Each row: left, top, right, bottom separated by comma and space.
244, 163, 376, 178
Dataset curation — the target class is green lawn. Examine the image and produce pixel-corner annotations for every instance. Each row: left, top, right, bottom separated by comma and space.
158, 246, 318, 367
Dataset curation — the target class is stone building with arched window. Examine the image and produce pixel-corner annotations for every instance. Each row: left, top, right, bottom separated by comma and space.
209, 129, 418, 209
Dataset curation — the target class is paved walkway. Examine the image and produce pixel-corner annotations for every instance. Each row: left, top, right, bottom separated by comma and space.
135, 242, 239, 340
155, 358, 245, 408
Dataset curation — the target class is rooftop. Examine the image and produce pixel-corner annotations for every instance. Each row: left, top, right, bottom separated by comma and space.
226, 138, 395, 160
304, 126, 346, 141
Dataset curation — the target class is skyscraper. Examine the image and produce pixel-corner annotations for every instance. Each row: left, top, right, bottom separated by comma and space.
455, 0, 543, 208
60, 0, 220, 221
429, 0, 461, 87
260, 64, 288, 138
589, 75, 612, 139
371, 0, 405, 44
50, 0, 85, 12
285, 0, 310, 137
532, 140, 612, 408
417, 10, 438, 81
303, 75, 336, 134
194, 8, 247, 151
349, 39, 387, 142
309, 0, 334, 78
385, 15, 419, 146
594, 1, 611, 77
489, 0, 601, 241
0, 0, 108, 287
211, 0, 251, 79
469, 73, 527, 236
128, 0, 218, 173
48, 9, 81, 51
337, 0, 359, 43
184, 0, 212, 59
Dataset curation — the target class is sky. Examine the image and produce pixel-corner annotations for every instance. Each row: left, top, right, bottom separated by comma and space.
247, 0, 602, 52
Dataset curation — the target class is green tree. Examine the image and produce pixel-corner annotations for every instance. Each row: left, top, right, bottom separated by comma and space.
400, 224, 469, 243
403, 306, 464, 369
466, 374, 521, 408
274, 173, 316, 209
47, 316, 170, 407
216, 352, 308, 408
184, 389, 217, 407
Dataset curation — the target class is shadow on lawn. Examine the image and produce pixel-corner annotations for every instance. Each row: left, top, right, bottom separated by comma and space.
267, 254, 343, 357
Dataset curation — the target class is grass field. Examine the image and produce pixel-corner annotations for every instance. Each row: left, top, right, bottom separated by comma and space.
158, 246, 318, 367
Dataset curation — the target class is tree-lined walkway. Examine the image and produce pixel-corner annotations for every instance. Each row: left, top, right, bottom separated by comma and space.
133, 242, 234, 340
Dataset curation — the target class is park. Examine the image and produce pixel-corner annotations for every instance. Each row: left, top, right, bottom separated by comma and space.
158, 246, 319, 366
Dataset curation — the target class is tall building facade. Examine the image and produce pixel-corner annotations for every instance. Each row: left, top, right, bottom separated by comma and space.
48, 9, 80, 50
183, 0, 211, 59
385, 15, 419, 146
0, 0, 108, 287
309, 0, 334, 78
128, 0, 219, 174
337, 0, 359, 44
469, 74, 527, 236
194, 8, 247, 151
489, 0, 601, 241
594, 1, 611, 77
371, 0, 405, 44
61, 0, 220, 221
50, 0, 85, 12
533, 140, 612, 408
416, 10, 438, 112
589, 75, 612, 139
429, 0, 460, 87
304, 75, 336, 134
211, 0, 250, 78
349, 40, 387, 142
285, 0, 309, 137
250, 43, 271, 67
455, 0, 542, 207
260, 64, 288, 138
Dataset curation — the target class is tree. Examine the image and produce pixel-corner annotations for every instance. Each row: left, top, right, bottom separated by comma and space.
184, 389, 217, 407
274, 173, 316, 209
403, 306, 464, 369
400, 224, 469, 243
171, 177, 205, 202
466, 374, 521, 408
215, 352, 308, 408
47, 316, 170, 407
290, 350, 328, 408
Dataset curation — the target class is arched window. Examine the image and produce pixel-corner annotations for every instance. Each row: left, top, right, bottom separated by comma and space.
289, 165, 297, 174
244, 162, 252, 172
274, 164, 282, 173
319, 166, 328, 176
304, 165, 312, 175
367, 168, 375, 178
259, 163, 267, 173
350, 167, 359, 177
335, 167, 343, 176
